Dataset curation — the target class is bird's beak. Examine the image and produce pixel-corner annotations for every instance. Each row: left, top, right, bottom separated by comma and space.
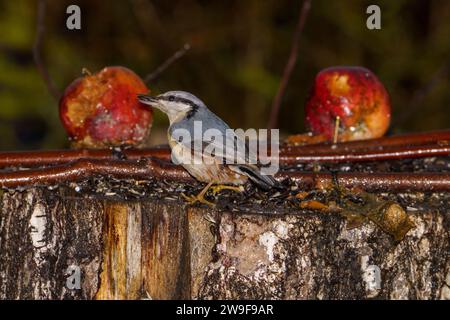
137, 94, 158, 106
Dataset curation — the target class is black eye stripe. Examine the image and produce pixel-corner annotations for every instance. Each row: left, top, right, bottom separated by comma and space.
158, 96, 199, 109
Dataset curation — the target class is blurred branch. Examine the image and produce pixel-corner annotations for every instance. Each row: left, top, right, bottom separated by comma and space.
33, 0, 60, 101
144, 44, 191, 83
394, 61, 450, 127
267, 0, 312, 129
130, 0, 167, 45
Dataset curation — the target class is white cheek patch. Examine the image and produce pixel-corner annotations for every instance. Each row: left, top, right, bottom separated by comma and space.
167, 107, 192, 124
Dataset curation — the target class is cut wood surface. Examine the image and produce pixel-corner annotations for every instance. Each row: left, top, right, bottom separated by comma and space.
0, 186, 448, 299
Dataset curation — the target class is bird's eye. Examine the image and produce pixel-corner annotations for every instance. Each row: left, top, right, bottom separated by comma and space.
168, 96, 175, 102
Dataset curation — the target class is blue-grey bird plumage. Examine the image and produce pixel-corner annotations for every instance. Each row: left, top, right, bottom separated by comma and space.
138, 91, 277, 190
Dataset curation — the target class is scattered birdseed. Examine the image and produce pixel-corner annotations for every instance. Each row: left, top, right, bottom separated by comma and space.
0, 156, 449, 219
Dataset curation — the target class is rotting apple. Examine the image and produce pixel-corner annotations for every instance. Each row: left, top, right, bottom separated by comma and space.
304, 66, 391, 142
59, 66, 153, 148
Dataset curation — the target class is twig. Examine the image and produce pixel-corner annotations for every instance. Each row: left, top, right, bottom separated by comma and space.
267, 0, 312, 129
0, 130, 449, 168
144, 44, 191, 83
285, 129, 450, 153
0, 147, 171, 168
0, 143, 448, 168
0, 158, 449, 192
281, 171, 450, 192
130, 0, 168, 46
0, 158, 192, 188
394, 61, 450, 126
33, 0, 60, 100
280, 143, 450, 164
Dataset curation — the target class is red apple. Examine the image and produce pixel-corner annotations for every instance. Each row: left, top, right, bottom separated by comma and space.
305, 66, 391, 142
59, 66, 153, 148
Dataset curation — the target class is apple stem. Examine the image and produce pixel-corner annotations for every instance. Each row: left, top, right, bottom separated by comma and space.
81, 68, 92, 76
333, 116, 340, 144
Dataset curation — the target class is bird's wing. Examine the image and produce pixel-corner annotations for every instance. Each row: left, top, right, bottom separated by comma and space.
173, 130, 257, 165
168, 107, 269, 169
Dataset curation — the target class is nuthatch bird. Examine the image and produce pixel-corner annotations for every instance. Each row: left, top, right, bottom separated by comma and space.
138, 91, 277, 205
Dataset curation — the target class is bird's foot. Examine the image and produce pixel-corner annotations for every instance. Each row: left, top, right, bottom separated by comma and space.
210, 184, 244, 196
181, 181, 215, 206
181, 193, 214, 206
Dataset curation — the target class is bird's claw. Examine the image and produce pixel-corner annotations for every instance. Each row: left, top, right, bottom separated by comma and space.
181, 182, 242, 207
181, 192, 215, 207
210, 185, 243, 196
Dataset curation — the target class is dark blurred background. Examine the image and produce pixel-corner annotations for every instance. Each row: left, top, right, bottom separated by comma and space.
0, 0, 449, 150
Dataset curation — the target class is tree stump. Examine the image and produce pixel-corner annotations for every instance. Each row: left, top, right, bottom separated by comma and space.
0, 181, 448, 299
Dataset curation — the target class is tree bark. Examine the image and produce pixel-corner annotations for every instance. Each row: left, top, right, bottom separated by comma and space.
0, 187, 448, 300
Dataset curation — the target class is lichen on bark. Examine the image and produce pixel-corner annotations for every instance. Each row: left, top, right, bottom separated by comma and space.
0, 185, 448, 300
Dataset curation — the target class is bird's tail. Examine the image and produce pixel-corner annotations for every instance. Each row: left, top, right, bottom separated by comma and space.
232, 164, 279, 190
